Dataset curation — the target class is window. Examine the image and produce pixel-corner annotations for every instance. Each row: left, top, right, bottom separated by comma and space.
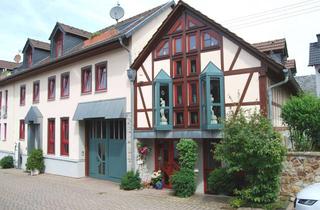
173, 37, 182, 54
81, 66, 92, 93
109, 119, 126, 140
154, 70, 173, 130
173, 60, 183, 77
20, 85, 26, 106
48, 119, 55, 155
4, 123, 6, 141
168, 19, 184, 34
61, 72, 70, 98
188, 57, 199, 75
188, 34, 197, 51
202, 31, 219, 49
61, 118, 69, 156
189, 111, 199, 126
156, 40, 169, 57
48, 76, 56, 100
33, 81, 40, 103
0, 91, 2, 111
4, 90, 8, 118
175, 84, 183, 106
19, 120, 25, 140
95, 62, 107, 91
27, 47, 32, 67
186, 15, 203, 29
174, 111, 184, 126
55, 31, 63, 57
200, 62, 224, 129
189, 82, 198, 105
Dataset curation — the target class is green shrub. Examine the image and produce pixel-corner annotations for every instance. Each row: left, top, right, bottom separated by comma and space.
0, 156, 14, 169
230, 197, 246, 208
176, 138, 198, 170
171, 168, 196, 197
208, 168, 242, 195
215, 110, 286, 204
281, 93, 320, 150
120, 171, 141, 190
26, 149, 45, 172
290, 129, 312, 151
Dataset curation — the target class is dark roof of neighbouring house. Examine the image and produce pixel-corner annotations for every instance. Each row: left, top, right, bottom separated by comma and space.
252, 38, 287, 53
0, 1, 175, 85
309, 35, 320, 66
295, 75, 316, 94
22, 38, 50, 53
0, 60, 20, 70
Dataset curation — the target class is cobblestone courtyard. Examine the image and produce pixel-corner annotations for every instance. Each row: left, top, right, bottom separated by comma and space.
0, 169, 230, 210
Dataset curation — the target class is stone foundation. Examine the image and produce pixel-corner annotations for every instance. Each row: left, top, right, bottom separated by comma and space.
281, 152, 320, 199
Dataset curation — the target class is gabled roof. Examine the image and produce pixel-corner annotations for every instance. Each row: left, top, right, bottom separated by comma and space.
309, 34, 320, 66
131, 1, 285, 72
0, 2, 174, 85
49, 22, 92, 40
295, 75, 316, 95
22, 38, 50, 53
84, 1, 175, 47
252, 38, 288, 56
0, 60, 20, 70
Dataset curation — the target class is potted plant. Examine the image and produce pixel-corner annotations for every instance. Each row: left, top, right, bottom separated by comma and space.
137, 142, 151, 165
26, 149, 45, 176
151, 170, 163, 189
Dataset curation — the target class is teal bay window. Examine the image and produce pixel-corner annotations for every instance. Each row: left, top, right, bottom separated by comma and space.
154, 70, 173, 130
200, 62, 224, 129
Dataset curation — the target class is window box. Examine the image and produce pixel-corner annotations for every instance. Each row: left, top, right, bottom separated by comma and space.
154, 70, 173, 130
200, 62, 224, 129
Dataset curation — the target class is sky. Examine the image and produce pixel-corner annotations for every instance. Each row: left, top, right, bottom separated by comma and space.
0, 0, 319, 76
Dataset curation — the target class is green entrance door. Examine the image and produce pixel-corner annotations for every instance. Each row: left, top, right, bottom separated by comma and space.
89, 119, 126, 182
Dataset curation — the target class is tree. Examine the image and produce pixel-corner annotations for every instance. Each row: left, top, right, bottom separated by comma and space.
281, 93, 320, 150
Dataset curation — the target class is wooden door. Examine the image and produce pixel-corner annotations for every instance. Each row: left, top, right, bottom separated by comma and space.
155, 140, 179, 188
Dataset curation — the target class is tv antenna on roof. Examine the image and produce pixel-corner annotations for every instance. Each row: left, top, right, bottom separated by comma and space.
110, 2, 124, 23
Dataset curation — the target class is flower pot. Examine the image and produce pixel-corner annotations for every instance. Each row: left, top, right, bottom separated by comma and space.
30, 169, 40, 176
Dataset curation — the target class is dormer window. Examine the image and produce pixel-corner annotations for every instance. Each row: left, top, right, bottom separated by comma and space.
55, 30, 63, 58
27, 47, 32, 67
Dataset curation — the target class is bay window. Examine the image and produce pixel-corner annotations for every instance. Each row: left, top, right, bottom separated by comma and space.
200, 62, 224, 129
154, 70, 173, 130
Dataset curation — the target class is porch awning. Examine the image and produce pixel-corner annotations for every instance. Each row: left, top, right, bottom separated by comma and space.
73, 98, 126, 121
25, 106, 43, 124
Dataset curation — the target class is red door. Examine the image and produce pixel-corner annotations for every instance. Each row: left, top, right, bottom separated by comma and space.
155, 140, 179, 188
203, 139, 221, 193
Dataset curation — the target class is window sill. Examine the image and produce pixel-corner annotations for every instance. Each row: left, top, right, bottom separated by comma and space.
20, 104, 25, 106
95, 89, 107, 94
19, 139, 24, 141
60, 96, 69, 99
81, 91, 92, 96
33, 101, 39, 104
154, 55, 170, 61
201, 46, 220, 53
48, 98, 55, 102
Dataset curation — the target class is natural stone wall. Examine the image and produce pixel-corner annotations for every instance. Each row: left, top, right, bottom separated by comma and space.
281, 152, 320, 199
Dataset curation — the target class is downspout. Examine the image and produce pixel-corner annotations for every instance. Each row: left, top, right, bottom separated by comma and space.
119, 37, 136, 171
267, 69, 289, 123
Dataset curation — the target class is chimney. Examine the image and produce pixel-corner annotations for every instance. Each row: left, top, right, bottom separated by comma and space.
317, 34, 320, 43
14, 53, 21, 63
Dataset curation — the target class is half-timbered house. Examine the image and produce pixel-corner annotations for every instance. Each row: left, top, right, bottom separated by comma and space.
131, 1, 300, 193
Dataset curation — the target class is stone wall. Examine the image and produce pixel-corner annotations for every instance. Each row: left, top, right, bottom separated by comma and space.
281, 152, 320, 199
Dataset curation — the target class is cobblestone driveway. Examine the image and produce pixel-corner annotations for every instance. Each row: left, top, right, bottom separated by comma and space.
0, 169, 230, 210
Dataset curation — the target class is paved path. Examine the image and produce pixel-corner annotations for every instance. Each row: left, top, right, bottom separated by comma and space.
0, 169, 230, 210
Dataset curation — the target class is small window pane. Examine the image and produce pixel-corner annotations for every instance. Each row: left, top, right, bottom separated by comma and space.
191, 83, 197, 104
190, 112, 198, 125
175, 60, 182, 76
176, 85, 183, 105
190, 59, 197, 74
174, 38, 182, 53
160, 85, 169, 106
119, 120, 124, 139
115, 120, 119, 139
158, 41, 169, 56
189, 35, 196, 51
204, 32, 218, 48
210, 78, 220, 103
110, 121, 114, 139
175, 112, 184, 125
